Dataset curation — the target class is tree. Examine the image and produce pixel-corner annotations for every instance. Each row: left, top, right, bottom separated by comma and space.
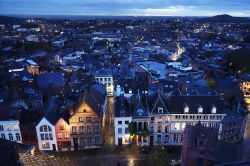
128, 122, 136, 135
206, 78, 216, 89
150, 146, 169, 166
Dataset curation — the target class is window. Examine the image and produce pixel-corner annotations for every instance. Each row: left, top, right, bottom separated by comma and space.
80, 137, 85, 147
60, 125, 65, 130
158, 116, 163, 122
125, 121, 129, 125
100, 78, 103, 81
64, 133, 69, 139
157, 125, 162, 133
83, 109, 86, 113
158, 107, 163, 114
46, 142, 50, 149
118, 128, 122, 134
95, 136, 100, 145
108, 78, 111, 81
79, 117, 84, 122
94, 125, 99, 133
42, 143, 46, 149
72, 126, 77, 134
174, 123, 180, 131
9, 134, 13, 141
13, 124, 19, 131
86, 117, 91, 122
87, 125, 91, 133
125, 127, 129, 134
6, 124, 11, 131
150, 117, 155, 123
1, 134, 5, 139
49, 133, 53, 140
118, 121, 122, 125
45, 134, 49, 140
165, 125, 169, 132
41, 134, 45, 140
0, 125, 4, 131
40, 125, 52, 132
174, 134, 178, 143
58, 133, 63, 139
79, 126, 84, 133
104, 78, 107, 81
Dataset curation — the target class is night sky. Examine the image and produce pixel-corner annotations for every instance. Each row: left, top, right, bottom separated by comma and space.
0, 0, 249, 16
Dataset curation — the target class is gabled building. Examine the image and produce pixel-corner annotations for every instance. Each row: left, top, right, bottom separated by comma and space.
94, 69, 114, 96
36, 97, 70, 151
114, 90, 247, 147
0, 107, 22, 143
69, 84, 107, 150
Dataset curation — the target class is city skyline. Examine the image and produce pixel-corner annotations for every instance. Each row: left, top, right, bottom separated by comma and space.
0, 0, 250, 17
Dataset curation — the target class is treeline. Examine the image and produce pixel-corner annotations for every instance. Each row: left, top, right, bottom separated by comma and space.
226, 49, 250, 74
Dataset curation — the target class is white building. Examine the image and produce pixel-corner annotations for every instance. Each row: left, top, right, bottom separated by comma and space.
95, 69, 114, 96
114, 91, 247, 147
114, 116, 132, 146
36, 118, 58, 151
0, 120, 22, 143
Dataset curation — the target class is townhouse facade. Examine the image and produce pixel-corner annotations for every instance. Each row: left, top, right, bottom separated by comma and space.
114, 90, 247, 147
94, 69, 114, 96
36, 84, 107, 151
0, 120, 22, 143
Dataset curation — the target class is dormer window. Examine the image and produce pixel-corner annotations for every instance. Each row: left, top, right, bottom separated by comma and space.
137, 109, 143, 116
197, 105, 203, 114
158, 107, 163, 114
183, 104, 189, 114
211, 105, 217, 114
121, 110, 125, 117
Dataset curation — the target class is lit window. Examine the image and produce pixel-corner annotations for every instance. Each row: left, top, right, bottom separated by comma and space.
64, 133, 69, 139
79, 117, 84, 122
60, 125, 65, 130
58, 133, 63, 139
6, 124, 11, 131
14, 124, 19, 131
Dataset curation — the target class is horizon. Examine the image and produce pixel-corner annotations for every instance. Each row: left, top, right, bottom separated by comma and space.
0, 0, 250, 17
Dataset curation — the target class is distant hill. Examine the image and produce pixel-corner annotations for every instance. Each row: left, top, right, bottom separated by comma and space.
200, 14, 250, 23
0, 15, 23, 24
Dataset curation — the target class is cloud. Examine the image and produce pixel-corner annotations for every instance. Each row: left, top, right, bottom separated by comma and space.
0, 0, 249, 16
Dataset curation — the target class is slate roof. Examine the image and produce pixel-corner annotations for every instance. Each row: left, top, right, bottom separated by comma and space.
44, 96, 62, 125
94, 68, 112, 77
37, 72, 64, 89
84, 84, 107, 118
149, 91, 169, 114
0, 106, 21, 121
168, 95, 226, 114
114, 95, 131, 117
184, 123, 218, 150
